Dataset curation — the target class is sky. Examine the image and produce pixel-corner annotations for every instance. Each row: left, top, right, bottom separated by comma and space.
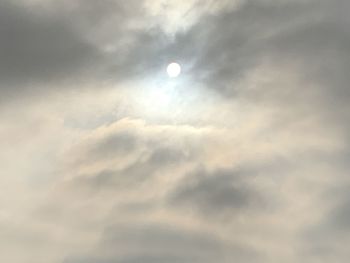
0, 0, 350, 262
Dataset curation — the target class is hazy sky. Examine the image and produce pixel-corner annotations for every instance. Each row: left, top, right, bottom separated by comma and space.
0, 0, 350, 262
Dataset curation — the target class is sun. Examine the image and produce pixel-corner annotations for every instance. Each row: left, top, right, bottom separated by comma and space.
167, 63, 181, 78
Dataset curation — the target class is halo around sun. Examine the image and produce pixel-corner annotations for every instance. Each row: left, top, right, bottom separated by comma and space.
167, 63, 181, 78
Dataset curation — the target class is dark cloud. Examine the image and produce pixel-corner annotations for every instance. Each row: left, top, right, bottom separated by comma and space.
329, 198, 350, 235
64, 223, 260, 263
169, 167, 266, 219
307, 183, 350, 238
148, 146, 190, 165
0, 1, 101, 94
300, 196, 350, 262
0, 0, 146, 105
88, 131, 139, 160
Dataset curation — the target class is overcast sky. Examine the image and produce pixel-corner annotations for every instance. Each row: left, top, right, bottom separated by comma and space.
0, 0, 350, 262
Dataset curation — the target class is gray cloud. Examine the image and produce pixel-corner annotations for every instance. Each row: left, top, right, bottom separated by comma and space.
169, 167, 267, 219
0, 1, 101, 93
0, 0, 146, 105
88, 131, 139, 160
64, 223, 260, 263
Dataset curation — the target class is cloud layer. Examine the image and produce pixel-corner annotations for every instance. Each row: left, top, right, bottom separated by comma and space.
0, 0, 349, 262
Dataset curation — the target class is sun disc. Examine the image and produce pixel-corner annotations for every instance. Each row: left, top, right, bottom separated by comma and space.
167, 63, 181, 78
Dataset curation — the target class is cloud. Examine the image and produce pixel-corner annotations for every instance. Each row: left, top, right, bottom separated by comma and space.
169, 167, 266, 219
63, 223, 260, 263
0, 0, 147, 104
0, 1, 101, 93
55, 120, 212, 209
0, 0, 350, 262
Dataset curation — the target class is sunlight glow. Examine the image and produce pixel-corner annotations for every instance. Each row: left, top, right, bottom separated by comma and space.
167, 63, 181, 78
